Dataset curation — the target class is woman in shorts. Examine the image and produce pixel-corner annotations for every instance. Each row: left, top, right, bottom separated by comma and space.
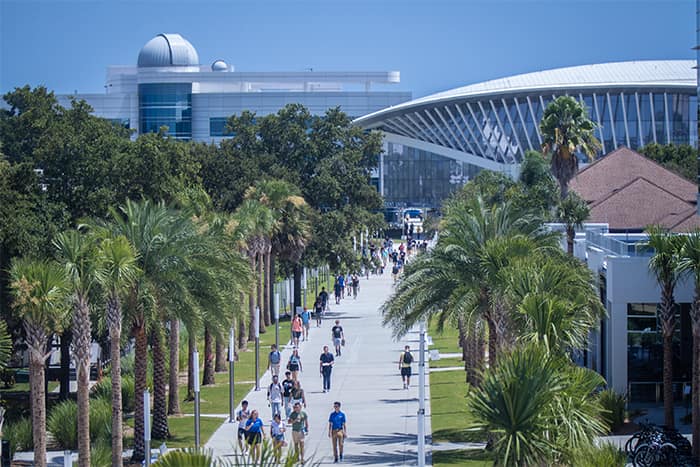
291, 313, 303, 347
287, 348, 303, 380
270, 413, 286, 462
244, 409, 265, 462
290, 379, 307, 408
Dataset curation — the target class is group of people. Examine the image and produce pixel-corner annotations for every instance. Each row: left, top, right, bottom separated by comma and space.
239, 316, 348, 463
330, 273, 361, 304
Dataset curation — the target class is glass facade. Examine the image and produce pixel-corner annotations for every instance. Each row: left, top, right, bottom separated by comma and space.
382, 142, 481, 208
627, 302, 692, 401
209, 117, 233, 137
377, 90, 697, 164
138, 83, 192, 139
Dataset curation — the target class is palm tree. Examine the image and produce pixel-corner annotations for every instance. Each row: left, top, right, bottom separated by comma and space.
645, 225, 684, 428
53, 230, 99, 467
557, 192, 590, 256
466, 343, 606, 466
539, 96, 601, 199
678, 231, 700, 456
96, 235, 139, 467
9, 259, 68, 467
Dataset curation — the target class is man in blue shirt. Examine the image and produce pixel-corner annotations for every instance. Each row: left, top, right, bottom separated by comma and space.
301, 308, 311, 341
328, 401, 347, 463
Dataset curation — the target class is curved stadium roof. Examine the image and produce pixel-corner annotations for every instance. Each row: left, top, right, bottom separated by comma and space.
355, 60, 696, 171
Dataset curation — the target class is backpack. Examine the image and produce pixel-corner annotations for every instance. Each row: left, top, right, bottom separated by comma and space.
403, 352, 413, 364
269, 350, 281, 364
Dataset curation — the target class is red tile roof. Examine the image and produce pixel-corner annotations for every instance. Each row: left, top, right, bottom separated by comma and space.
568, 147, 699, 232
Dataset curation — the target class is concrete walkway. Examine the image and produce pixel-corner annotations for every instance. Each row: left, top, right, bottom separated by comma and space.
205, 271, 433, 466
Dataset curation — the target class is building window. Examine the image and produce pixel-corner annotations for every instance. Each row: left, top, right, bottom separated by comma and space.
209, 117, 234, 137
138, 83, 192, 140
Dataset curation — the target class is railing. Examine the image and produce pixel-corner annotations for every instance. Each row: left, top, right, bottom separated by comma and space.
586, 231, 652, 257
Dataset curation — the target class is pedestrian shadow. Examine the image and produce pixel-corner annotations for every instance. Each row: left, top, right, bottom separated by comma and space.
340, 450, 416, 466
351, 432, 416, 446
379, 398, 418, 404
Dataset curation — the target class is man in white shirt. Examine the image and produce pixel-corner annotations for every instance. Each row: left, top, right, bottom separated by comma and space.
267, 375, 284, 419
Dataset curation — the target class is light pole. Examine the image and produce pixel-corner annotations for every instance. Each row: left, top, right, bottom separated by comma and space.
193, 350, 201, 448
144, 389, 151, 466
417, 321, 426, 467
274, 292, 280, 350
228, 327, 235, 423
254, 306, 260, 391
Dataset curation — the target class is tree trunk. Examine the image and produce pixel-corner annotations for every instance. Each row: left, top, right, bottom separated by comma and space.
293, 264, 302, 313
566, 227, 575, 256
186, 332, 195, 401
558, 177, 569, 200
486, 316, 498, 369
269, 259, 277, 323
215, 336, 226, 372
106, 294, 123, 467
663, 331, 675, 428
27, 326, 48, 467
59, 329, 71, 401
151, 326, 169, 440
248, 255, 257, 342
131, 318, 147, 463
263, 250, 271, 327
238, 296, 248, 350
693, 321, 700, 459
257, 252, 267, 334
202, 327, 215, 386
168, 320, 181, 415
72, 296, 92, 467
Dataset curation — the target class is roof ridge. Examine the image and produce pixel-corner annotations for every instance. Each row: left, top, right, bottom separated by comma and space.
589, 175, 693, 208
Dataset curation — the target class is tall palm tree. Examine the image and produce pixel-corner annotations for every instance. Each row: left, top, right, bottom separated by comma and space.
678, 231, 700, 456
53, 230, 99, 467
9, 259, 68, 467
539, 96, 601, 199
645, 225, 684, 428
557, 192, 590, 256
95, 235, 139, 467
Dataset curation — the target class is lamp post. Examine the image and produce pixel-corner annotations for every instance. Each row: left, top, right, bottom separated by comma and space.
144, 390, 151, 466
193, 350, 201, 448
417, 321, 426, 467
274, 292, 280, 350
228, 327, 235, 423
254, 306, 260, 391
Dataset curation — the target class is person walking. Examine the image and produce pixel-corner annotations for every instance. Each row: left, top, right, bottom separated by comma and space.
319, 345, 335, 392
351, 274, 359, 299
290, 379, 307, 408
301, 308, 311, 341
282, 371, 295, 418
236, 400, 251, 453
244, 409, 265, 462
287, 348, 303, 380
333, 279, 342, 305
314, 298, 323, 327
267, 375, 283, 419
399, 345, 414, 389
288, 402, 309, 464
331, 320, 345, 357
268, 344, 281, 377
328, 401, 347, 463
319, 287, 329, 311
337, 274, 345, 299
291, 313, 303, 347
270, 413, 286, 463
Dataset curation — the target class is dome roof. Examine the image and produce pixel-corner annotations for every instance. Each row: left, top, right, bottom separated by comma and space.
211, 60, 229, 72
137, 34, 199, 68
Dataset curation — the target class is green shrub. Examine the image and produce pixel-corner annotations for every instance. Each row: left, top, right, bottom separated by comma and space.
91, 374, 135, 412
89, 398, 112, 444
2, 417, 33, 455
598, 389, 626, 433
572, 442, 626, 467
47, 400, 78, 449
88, 440, 112, 467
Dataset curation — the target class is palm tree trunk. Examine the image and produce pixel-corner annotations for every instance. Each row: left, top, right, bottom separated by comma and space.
202, 327, 215, 385
186, 332, 195, 401
72, 296, 92, 467
269, 258, 277, 323
566, 227, 575, 256
168, 320, 181, 415
106, 294, 123, 467
59, 329, 71, 401
215, 335, 226, 372
131, 317, 147, 463
263, 250, 271, 327
26, 325, 48, 467
248, 255, 257, 342
257, 252, 267, 334
457, 317, 470, 384
293, 264, 302, 312
238, 296, 248, 350
692, 319, 700, 459
486, 316, 498, 368
151, 326, 170, 440
660, 287, 676, 429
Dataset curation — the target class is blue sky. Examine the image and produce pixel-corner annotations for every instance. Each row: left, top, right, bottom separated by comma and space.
0, 0, 695, 99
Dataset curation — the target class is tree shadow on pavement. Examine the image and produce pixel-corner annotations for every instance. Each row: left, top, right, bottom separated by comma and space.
341, 450, 416, 466
379, 398, 418, 404
350, 432, 416, 446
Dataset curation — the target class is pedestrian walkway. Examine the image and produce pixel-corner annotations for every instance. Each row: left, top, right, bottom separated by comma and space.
206, 271, 432, 466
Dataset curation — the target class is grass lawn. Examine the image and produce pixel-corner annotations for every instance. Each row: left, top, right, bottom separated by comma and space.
166, 415, 227, 449
428, 321, 461, 354
429, 357, 463, 369
429, 362, 492, 467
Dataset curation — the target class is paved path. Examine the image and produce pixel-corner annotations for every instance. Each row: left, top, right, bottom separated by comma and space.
206, 271, 432, 466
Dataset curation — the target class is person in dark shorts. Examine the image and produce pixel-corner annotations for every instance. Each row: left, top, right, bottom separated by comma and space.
314, 298, 324, 326
399, 345, 414, 389
333, 279, 342, 304
236, 400, 250, 453
287, 348, 302, 380
244, 409, 265, 462
331, 320, 344, 357
319, 287, 329, 311
282, 371, 295, 418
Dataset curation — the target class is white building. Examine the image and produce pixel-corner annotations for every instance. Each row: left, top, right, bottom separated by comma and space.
56, 33, 411, 142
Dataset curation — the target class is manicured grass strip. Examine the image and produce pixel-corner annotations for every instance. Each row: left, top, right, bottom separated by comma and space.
432, 449, 493, 466
428, 321, 461, 354
429, 357, 464, 369
166, 415, 226, 448
429, 366, 486, 444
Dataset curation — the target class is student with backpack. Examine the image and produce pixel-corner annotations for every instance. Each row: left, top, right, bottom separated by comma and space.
399, 345, 414, 389
268, 344, 281, 376
267, 374, 284, 419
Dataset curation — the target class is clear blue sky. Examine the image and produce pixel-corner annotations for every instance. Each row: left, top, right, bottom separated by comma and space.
0, 0, 695, 99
